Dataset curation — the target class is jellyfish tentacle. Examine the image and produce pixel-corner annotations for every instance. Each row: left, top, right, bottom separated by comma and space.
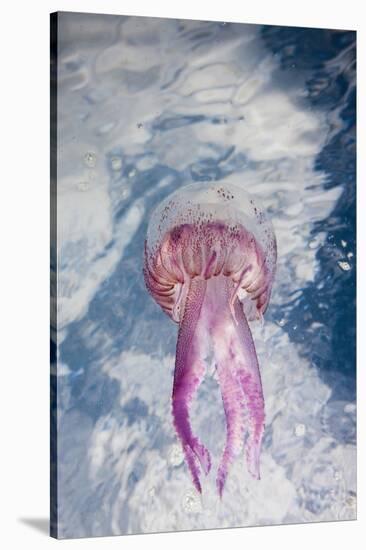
233, 298, 265, 480
207, 281, 245, 497
215, 351, 246, 498
208, 277, 265, 496
172, 277, 211, 492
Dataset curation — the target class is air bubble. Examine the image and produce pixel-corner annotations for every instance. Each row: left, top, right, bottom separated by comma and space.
147, 486, 156, 498
346, 495, 356, 508
168, 444, 184, 467
84, 152, 96, 168
294, 423, 306, 437
337, 261, 351, 272
182, 490, 202, 513
308, 237, 320, 249
334, 469, 343, 481
121, 187, 129, 199
111, 156, 123, 171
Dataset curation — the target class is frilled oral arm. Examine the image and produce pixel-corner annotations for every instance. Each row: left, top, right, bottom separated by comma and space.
172, 274, 265, 496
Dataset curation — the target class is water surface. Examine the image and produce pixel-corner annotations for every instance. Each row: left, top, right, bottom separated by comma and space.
52, 13, 356, 538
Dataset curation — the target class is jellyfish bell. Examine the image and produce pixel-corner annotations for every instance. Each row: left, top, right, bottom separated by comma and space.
143, 181, 277, 497
145, 182, 276, 322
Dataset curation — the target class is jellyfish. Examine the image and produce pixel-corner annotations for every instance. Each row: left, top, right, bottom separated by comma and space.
143, 181, 276, 497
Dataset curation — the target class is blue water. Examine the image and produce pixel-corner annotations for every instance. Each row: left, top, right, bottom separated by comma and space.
51, 13, 356, 538
261, 26, 356, 398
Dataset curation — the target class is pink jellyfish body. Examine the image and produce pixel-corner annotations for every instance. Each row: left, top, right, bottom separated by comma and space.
143, 182, 277, 497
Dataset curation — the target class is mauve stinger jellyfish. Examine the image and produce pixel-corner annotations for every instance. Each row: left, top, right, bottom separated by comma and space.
143, 182, 277, 497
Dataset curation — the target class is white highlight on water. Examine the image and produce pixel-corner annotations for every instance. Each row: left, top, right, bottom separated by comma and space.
55, 14, 355, 536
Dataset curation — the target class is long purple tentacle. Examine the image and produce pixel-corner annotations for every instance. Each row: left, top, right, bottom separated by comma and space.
208, 277, 265, 497
172, 277, 211, 492
233, 298, 265, 480
215, 347, 246, 497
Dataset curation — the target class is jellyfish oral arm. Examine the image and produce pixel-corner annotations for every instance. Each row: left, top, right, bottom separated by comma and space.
172, 277, 212, 493
204, 276, 264, 496
172, 274, 265, 496
232, 297, 265, 481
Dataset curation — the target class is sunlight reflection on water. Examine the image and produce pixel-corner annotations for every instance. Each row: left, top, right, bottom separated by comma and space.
52, 13, 356, 538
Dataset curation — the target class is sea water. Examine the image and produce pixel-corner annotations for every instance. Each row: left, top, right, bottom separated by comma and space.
52, 13, 356, 538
